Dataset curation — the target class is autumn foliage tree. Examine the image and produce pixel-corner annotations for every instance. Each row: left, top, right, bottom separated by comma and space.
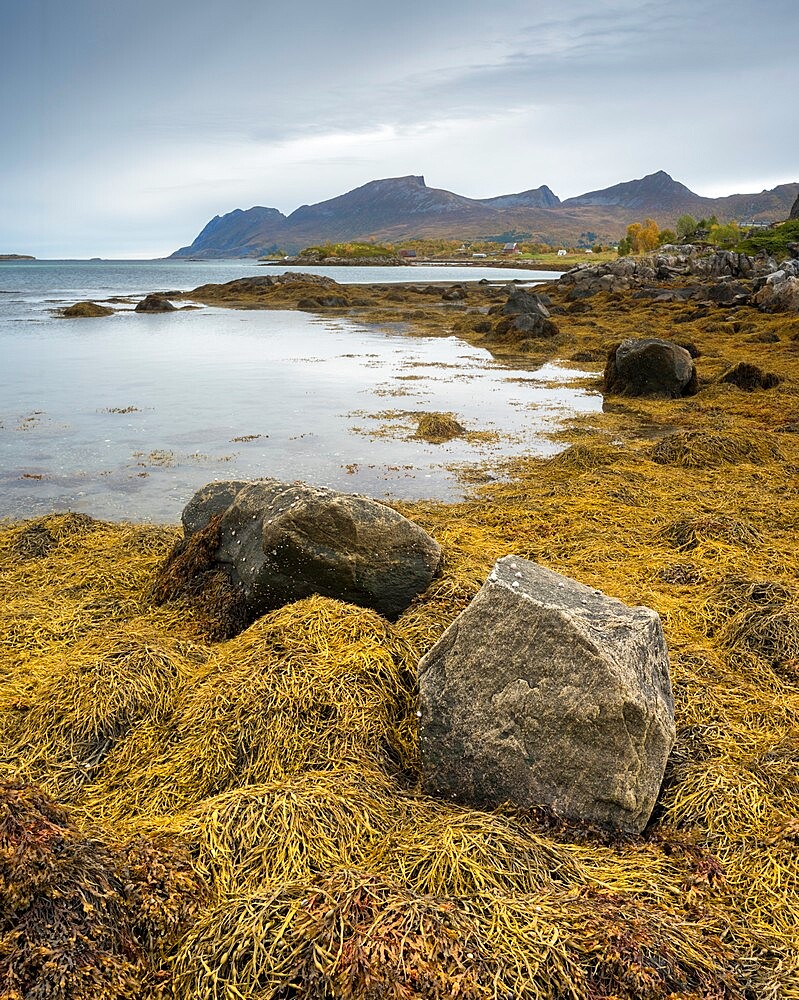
617, 218, 660, 256
627, 218, 660, 252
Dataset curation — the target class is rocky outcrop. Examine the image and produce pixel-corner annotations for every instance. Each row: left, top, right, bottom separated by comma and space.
753, 260, 799, 312
61, 301, 113, 318
559, 247, 777, 301
694, 250, 756, 279
418, 556, 675, 833
790, 194, 799, 219
135, 295, 176, 313
604, 339, 697, 399
166, 479, 442, 625
190, 272, 339, 299
489, 288, 559, 342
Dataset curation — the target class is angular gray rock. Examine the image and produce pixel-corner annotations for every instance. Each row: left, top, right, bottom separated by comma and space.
179, 479, 442, 622
418, 557, 675, 833
754, 269, 799, 313
790, 193, 799, 220
604, 338, 697, 398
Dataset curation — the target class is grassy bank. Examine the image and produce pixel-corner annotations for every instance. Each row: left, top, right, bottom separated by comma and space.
2, 281, 799, 998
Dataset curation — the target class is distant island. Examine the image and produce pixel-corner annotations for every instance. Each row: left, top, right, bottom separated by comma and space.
170, 170, 799, 259
0, 253, 35, 260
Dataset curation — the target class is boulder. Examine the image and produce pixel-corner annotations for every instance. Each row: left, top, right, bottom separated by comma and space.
492, 288, 559, 341
135, 294, 176, 313
170, 479, 442, 624
790, 194, 799, 220
603, 338, 697, 398
418, 556, 675, 833
754, 272, 799, 313
705, 279, 750, 307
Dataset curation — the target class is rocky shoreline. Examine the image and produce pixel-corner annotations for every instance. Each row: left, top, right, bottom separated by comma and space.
6, 244, 799, 999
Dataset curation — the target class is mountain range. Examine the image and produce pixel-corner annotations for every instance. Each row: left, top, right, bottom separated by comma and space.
170, 171, 799, 258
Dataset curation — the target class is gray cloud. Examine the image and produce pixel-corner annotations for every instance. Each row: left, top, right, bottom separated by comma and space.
1, 0, 797, 256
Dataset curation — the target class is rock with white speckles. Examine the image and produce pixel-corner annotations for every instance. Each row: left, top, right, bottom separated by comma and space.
418, 556, 674, 833
178, 479, 442, 623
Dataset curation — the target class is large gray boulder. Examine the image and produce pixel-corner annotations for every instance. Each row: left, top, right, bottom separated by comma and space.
175, 479, 442, 622
603, 338, 697, 398
418, 557, 675, 833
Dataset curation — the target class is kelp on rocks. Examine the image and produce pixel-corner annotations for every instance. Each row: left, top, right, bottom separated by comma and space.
1, 286, 799, 998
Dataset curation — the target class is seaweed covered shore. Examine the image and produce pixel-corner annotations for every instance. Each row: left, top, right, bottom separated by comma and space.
2, 274, 799, 998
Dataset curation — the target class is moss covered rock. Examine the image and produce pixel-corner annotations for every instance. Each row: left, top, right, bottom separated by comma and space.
62, 300, 113, 318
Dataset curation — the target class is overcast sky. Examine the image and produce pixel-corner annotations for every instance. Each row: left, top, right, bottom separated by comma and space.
1, 0, 797, 258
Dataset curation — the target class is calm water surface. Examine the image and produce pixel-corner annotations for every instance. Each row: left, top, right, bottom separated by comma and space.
0, 259, 600, 522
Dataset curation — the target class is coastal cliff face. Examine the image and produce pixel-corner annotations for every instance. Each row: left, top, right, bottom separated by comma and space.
170, 171, 799, 259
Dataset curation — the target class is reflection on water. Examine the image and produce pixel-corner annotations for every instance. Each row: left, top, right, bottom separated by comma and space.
0, 305, 601, 522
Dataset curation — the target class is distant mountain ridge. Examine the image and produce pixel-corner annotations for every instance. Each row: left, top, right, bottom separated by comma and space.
561, 170, 702, 211
170, 171, 799, 258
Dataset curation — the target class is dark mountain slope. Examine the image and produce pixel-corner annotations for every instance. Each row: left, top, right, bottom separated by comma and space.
171, 206, 287, 258
561, 171, 708, 213
478, 185, 561, 209
170, 172, 799, 258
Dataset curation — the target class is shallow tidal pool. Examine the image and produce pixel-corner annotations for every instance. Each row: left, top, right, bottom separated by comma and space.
0, 305, 602, 522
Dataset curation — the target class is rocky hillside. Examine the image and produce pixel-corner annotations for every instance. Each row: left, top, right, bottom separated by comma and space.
170, 172, 799, 259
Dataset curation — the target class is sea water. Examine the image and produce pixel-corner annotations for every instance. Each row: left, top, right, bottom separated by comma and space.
0, 259, 601, 522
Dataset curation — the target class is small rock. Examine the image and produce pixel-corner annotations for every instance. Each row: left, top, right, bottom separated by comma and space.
705, 280, 750, 307
135, 295, 176, 313
414, 412, 466, 443
492, 288, 559, 342
719, 362, 780, 391
62, 301, 113, 318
